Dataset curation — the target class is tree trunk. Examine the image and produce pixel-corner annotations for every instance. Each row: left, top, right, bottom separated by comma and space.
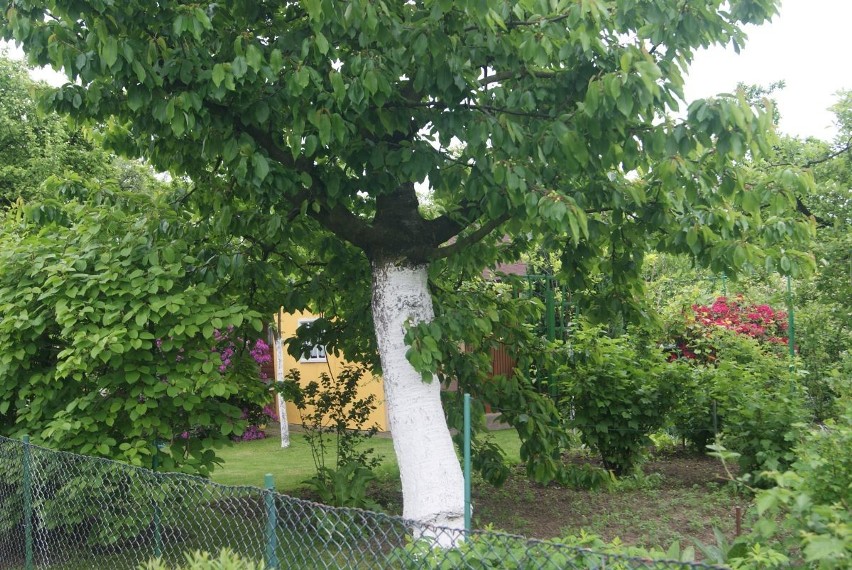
371, 261, 464, 541
273, 334, 290, 448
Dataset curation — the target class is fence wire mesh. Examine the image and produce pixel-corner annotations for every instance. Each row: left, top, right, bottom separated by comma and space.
0, 436, 724, 569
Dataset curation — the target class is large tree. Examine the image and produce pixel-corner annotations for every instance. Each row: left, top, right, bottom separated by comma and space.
2, 0, 813, 531
0, 54, 113, 206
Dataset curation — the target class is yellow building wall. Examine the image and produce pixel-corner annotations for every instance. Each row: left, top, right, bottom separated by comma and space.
273, 309, 389, 432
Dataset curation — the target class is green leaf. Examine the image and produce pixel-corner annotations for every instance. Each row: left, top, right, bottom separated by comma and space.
245, 44, 263, 71
315, 32, 329, 55
317, 113, 331, 146
171, 112, 186, 137
254, 101, 270, 124
127, 88, 144, 112
212, 64, 226, 87
303, 0, 322, 21
101, 37, 118, 68
616, 90, 633, 117
253, 154, 270, 181
232, 56, 248, 79
363, 71, 378, 95
803, 536, 846, 562
131, 60, 146, 83
295, 67, 310, 89
304, 135, 318, 157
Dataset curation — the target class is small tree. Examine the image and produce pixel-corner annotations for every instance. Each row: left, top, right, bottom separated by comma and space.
0, 176, 265, 474
281, 366, 382, 509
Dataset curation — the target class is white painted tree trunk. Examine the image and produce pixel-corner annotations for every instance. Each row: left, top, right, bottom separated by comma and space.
274, 335, 290, 448
371, 262, 464, 543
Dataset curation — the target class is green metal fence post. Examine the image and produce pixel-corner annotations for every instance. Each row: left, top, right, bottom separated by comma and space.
544, 279, 559, 399
264, 473, 279, 569
545, 278, 556, 341
463, 393, 472, 534
152, 442, 162, 558
22, 435, 33, 570
786, 275, 796, 368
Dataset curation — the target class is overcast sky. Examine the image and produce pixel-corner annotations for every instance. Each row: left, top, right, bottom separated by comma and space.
4, 0, 850, 142
684, 0, 852, 141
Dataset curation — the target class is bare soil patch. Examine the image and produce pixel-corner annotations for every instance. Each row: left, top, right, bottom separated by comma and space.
363, 453, 750, 551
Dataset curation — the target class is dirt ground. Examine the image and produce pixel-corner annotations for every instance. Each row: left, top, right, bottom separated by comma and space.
363, 452, 751, 552
473, 454, 748, 549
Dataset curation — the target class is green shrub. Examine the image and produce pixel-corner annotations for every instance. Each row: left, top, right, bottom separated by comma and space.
709, 330, 808, 477
30, 453, 181, 549
139, 549, 263, 570
388, 530, 699, 569
560, 323, 683, 476
303, 462, 382, 511
749, 404, 851, 569
796, 298, 852, 422
666, 365, 718, 451
277, 366, 383, 508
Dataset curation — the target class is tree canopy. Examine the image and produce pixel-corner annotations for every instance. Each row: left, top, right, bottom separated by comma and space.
2, 1, 811, 272
0, 53, 112, 206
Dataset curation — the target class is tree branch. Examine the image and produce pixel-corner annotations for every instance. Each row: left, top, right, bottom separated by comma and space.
387, 100, 555, 120
233, 121, 377, 249
429, 213, 512, 260
802, 137, 852, 168
769, 137, 852, 169
424, 196, 490, 246
795, 196, 830, 228
478, 68, 558, 87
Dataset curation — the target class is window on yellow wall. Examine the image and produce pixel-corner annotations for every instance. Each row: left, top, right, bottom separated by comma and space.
297, 318, 327, 363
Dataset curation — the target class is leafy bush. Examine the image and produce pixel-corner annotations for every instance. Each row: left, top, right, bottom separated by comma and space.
709, 331, 807, 476
750, 404, 851, 569
0, 184, 266, 474
796, 304, 852, 422
665, 300, 808, 473
303, 462, 382, 511
139, 549, 263, 570
389, 530, 701, 569
0, 442, 181, 550
665, 364, 718, 451
665, 296, 795, 454
560, 323, 683, 476
277, 366, 382, 508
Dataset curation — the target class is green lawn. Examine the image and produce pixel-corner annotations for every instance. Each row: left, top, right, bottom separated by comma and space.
211, 427, 522, 491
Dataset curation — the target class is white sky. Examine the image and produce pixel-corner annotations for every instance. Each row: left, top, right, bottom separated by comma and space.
684, 0, 852, 141
4, 0, 850, 142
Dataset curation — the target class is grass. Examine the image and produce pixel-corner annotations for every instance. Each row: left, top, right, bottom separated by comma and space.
211, 427, 523, 491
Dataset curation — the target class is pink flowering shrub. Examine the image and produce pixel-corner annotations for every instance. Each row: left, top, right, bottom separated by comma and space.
692, 296, 788, 345
666, 296, 804, 466
213, 332, 275, 441
671, 296, 790, 362
160, 328, 274, 442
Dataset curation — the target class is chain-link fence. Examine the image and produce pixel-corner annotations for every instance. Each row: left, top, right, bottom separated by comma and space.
0, 436, 724, 569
